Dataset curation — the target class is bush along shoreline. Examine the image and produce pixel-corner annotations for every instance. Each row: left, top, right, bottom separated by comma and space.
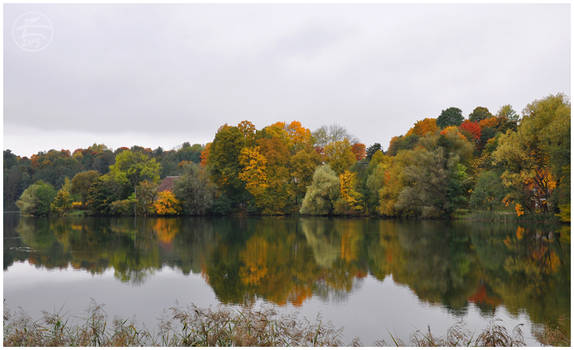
5, 301, 569, 347
6, 94, 570, 222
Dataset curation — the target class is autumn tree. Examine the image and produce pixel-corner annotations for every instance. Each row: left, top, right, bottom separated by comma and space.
51, 178, 73, 216
459, 121, 481, 142
377, 152, 408, 217
252, 123, 295, 214
238, 120, 256, 146
154, 191, 182, 215
406, 118, 438, 136
238, 146, 270, 210
437, 107, 464, 128
493, 94, 570, 215
478, 117, 499, 129
200, 143, 211, 167
324, 139, 356, 174
290, 148, 322, 205
334, 170, 364, 215
365, 151, 391, 213
285, 121, 314, 151
351, 143, 366, 161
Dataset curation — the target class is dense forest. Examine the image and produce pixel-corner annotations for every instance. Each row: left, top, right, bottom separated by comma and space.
4, 93, 570, 221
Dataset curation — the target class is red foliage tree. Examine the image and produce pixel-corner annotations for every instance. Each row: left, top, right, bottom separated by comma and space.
351, 143, 366, 161
459, 121, 481, 141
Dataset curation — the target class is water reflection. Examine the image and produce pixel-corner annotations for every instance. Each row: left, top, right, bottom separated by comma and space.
3, 215, 570, 341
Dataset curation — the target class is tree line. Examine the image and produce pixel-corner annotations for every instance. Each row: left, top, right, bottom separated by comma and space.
5, 93, 570, 221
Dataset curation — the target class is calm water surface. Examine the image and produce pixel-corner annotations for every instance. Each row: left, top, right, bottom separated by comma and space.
3, 214, 570, 345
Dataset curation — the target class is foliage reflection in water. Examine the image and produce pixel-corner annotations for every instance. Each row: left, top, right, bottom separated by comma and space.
3, 214, 570, 345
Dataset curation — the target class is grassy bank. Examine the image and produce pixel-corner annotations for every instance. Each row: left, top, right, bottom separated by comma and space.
5, 301, 568, 347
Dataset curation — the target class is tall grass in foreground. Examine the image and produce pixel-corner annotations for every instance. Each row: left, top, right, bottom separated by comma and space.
4, 302, 341, 346
3, 301, 566, 346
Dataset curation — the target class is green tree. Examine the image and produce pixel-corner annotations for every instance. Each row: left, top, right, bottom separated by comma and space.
71, 170, 100, 205
174, 163, 216, 215
437, 107, 464, 128
16, 181, 57, 216
470, 170, 506, 211
4, 150, 31, 211
386, 134, 419, 156
109, 150, 161, 189
496, 104, 519, 121
206, 124, 247, 205
300, 165, 340, 215
393, 133, 471, 218
468, 106, 493, 122
29, 150, 82, 189
86, 175, 130, 215
395, 149, 450, 218
366, 143, 382, 160
135, 180, 158, 216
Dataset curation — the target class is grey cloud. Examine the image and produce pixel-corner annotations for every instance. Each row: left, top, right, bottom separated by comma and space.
3, 4, 570, 156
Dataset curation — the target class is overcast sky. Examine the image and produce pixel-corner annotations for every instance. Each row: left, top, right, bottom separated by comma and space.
4, 3, 570, 157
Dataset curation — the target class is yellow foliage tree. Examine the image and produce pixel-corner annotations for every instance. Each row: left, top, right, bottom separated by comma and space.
325, 139, 356, 174
336, 170, 363, 214
238, 146, 269, 205
153, 191, 182, 215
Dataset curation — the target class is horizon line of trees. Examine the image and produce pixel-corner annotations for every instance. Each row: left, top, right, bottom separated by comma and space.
5, 93, 570, 221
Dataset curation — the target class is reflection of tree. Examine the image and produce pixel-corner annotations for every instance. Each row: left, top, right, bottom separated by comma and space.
388, 221, 479, 315
470, 223, 570, 339
152, 218, 181, 247
5, 215, 570, 338
300, 218, 340, 268
239, 236, 269, 286
205, 217, 369, 306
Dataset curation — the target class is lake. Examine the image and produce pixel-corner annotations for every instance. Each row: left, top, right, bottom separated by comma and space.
3, 213, 570, 346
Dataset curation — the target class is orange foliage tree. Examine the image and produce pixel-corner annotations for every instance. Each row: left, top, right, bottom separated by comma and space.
406, 118, 438, 136
478, 117, 499, 129
200, 143, 211, 167
153, 191, 182, 215
351, 143, 366, 161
